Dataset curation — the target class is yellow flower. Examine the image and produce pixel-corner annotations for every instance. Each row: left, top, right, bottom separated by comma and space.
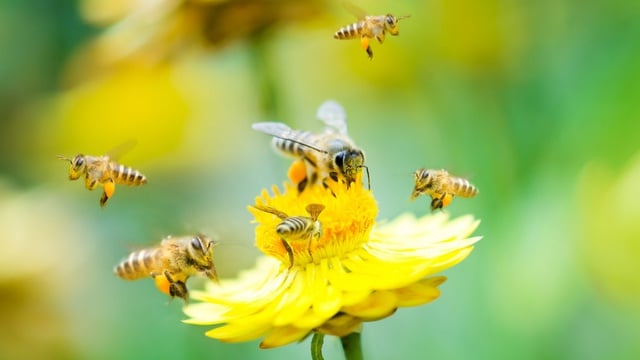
183, 176, 481, 349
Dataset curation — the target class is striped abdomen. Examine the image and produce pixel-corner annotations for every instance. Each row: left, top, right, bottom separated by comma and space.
271, 130, 317, 158
108, 162, 147, 186
449, 177, 479, 198
277, 217, 316, 239
334, 21, 365, 39
114, 247, 163, 280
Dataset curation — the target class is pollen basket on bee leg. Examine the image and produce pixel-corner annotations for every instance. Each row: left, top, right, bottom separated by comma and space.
153, 273, 172, 296
287, 160, 308, 186
104, 180, 116, 198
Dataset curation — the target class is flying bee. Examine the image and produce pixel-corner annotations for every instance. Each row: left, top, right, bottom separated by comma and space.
411, 169, 479, 211
114, 234, 218, 302
333, 2, 410, 59
252, 100, 369, 193
57, 149, 147, 207
252, 204, 325, 268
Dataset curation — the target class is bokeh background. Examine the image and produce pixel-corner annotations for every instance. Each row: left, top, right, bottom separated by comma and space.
1, 0, 639, 359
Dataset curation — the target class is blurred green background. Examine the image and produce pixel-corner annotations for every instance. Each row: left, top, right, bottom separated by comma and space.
1, 0, 640, 359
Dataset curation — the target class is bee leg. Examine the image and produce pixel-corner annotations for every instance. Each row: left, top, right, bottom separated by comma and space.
297, 177, 308, 194
376, 32, 386, 44
99, 179, 115, 208
85, 175, 98, 190
169, 281, 189, 303
360, 35, 373, 59
306, 239, 315, 264
321, 179, 337, 198
163, 270, 189, 302
281, 239, 294, 269
430, 196, 444, 211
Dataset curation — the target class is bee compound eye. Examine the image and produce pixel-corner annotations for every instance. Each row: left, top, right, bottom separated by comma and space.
334, 153, 345, 169
190, 237, 202, 250
74, 156, 84, 167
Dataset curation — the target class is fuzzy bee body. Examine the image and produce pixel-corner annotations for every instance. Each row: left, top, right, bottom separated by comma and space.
114, 234, 218, 301
58, 153, 147, 207
411, 169, 478, 211
107, 161, 147, 186
276, 215, 322, 240
333, 12, 409, 59
253, 100, 368, 192
333, 20, 367, 40
252, 204, 325, 268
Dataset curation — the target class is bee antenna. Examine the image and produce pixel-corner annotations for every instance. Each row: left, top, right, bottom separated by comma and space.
361, 165, 371, 190
56, 154, 71, 163
274, 137, 328, 154
398, 14, 411, 21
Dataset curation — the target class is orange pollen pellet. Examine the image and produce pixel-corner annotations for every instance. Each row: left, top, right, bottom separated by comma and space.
104, 181, 116, 198
153, 273, 172, 296
287, 160, 307, 185
442, 193, 454, 208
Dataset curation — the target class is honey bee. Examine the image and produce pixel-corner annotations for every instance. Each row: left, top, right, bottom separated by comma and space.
114, 234, 218, 302
411, 169, 479, 211
333, 2, 410, 59
252, 204, 325, 268
252, 100, 369, 192
57, 151, 147, 207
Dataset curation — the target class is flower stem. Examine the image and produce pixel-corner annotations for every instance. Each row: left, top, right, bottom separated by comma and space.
341, 332, 363, 360
311, 332, 325, 360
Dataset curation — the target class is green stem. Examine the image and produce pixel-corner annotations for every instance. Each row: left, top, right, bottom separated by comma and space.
341, 332, 363, 360
311, 332, 325, 360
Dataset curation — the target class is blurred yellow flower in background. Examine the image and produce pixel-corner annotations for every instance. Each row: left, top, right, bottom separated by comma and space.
577, 153, 640, 309
183, 174, 481, 349
0, 181, 94, 359
75, 0, 326, 75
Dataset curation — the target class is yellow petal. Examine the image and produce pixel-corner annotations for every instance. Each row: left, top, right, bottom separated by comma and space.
205, 322, 271, 343
316, 313, 363, 337
292, 308, 332, 329
259, 325, 311, 349
182, 303, 230, 325
394, 277, 445, 307
272, 270, 314, 326
341, 291, 399, 320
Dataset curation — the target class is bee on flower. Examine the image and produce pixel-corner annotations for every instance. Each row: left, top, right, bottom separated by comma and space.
182, 101, 482, 355
251, 203, 325, 268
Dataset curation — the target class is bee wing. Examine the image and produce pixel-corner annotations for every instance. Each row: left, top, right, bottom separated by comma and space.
342, 0, 367, 19
252, 122, 296, 138
316, 100, 348, 135
106, 139, 138, 161
252, 205, 289, 219
252, 122, 328, 154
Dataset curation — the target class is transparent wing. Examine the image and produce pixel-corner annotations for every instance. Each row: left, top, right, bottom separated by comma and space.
252, 122, 328, 154
106, 139, 138, 160
252, 122, 295, 138
343, 1, 367, 19
316, 100, 348, 135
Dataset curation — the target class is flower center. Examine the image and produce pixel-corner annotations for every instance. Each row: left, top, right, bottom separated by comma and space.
250, 179, 378, 267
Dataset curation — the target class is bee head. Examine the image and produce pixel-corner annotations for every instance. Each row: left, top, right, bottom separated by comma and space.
411, 169, 433, 200
335, 149, 365, 179
385, 14, 410, 35
188, 234, 219, 280
57, 154, 85, 180
334, 149, 370, 189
